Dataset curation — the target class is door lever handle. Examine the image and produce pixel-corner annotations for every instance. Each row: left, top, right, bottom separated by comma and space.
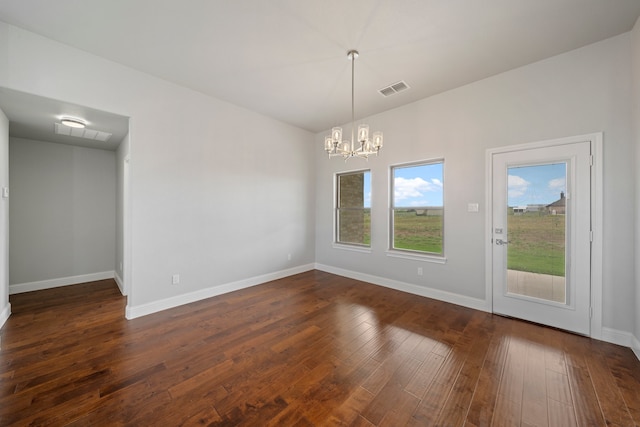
495, 239, 510, 245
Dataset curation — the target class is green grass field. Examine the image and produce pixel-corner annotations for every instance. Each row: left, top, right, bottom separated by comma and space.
507, 213, 565, 276
357, 210, 565, 276
360, 210, 443, 253
392, 210, 442, 253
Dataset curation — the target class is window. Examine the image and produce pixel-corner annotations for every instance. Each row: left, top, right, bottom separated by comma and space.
336, 170, 371, 246
391, 160, 444, 255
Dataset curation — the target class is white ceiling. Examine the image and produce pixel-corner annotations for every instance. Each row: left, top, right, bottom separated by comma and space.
1, 0, 639, 137
0, 88, 129, 150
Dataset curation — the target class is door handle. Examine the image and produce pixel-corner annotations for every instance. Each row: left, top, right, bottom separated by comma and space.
495, 239, 510, 245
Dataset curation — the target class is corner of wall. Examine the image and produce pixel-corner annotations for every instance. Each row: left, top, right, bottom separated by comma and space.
633, 16, 640, 362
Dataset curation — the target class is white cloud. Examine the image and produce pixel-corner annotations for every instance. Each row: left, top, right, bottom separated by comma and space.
508, 174, 530, 198
394, 177, 442, 202
548, 177, 565, 190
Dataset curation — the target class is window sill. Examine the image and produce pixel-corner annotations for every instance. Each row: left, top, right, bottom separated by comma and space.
386, 250, 447, 264
332, 243, 372, 254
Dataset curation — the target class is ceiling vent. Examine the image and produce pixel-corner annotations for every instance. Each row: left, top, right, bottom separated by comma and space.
378, 81, 410, 97
55, 123, 112, 141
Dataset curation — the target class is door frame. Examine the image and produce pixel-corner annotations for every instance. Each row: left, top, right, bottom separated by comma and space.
485, 133, 603, 339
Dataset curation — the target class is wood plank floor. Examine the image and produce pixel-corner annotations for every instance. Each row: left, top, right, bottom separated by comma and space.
1, 270, 639, 426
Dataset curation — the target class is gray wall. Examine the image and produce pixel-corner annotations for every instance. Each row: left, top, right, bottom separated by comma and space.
633, 17, 640, 354
315, 33, 635, 335
115, 132, 130, 293
0, 108, 8, 323
9, 137, 116, 285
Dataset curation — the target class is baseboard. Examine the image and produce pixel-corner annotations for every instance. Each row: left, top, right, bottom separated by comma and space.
9, 271, 115, 294
632, 335, 640, 362
0, 302, 10, 330
125, 263, 315, 320
601, 327, 640, 361
114, 272, 125, 295
314, 263, 490, 313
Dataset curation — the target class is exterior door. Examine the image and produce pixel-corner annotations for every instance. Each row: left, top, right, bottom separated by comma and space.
491, 140, 591, 335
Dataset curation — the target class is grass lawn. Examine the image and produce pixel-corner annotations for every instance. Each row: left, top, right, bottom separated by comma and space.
507, 213, 565, 276
358, 210, 565, 276
392, 211, 442, 253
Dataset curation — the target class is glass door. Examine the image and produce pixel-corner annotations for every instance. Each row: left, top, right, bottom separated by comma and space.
492, 142, 591, 335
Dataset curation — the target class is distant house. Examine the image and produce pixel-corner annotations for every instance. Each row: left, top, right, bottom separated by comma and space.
526, 204, 546, 212
546, 192, 566, 214
513, 206, 527, 214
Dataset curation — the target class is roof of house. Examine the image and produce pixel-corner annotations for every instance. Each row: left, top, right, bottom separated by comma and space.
547, 195, 566, 208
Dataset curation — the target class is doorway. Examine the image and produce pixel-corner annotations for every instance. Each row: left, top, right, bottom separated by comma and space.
487, 134, 602, 336
0, 88, 131, 322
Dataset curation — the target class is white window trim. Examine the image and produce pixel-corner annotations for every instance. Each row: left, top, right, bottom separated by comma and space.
333, 243, 372, 253
389, 159, 445, 258
385, 249, 447, 264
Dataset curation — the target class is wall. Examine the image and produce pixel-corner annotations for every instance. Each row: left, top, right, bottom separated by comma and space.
316, 33, 635, 335
0, 108, 9, 327
632, 16, 640, 357
0, 22, 316, 315
115, 132, 130, 293
9, 137, 116, 288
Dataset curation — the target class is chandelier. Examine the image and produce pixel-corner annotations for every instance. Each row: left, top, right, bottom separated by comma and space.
324, 50, 383, 160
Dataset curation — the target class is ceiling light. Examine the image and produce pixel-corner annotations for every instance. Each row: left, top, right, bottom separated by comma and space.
324, 50, 383, 160
60, 117, 87, 128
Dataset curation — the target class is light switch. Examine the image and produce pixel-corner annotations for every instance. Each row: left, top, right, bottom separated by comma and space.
1, 187, 8, 199
467, 203, 479, 213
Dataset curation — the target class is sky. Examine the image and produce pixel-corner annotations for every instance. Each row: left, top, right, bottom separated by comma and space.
508, 163, 566, 206
360, 162, 564, 208
363, 163, 444, 208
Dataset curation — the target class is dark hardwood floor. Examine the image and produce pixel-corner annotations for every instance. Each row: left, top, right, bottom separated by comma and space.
1, 270, 639, 426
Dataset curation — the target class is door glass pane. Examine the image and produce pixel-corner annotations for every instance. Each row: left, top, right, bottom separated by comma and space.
506, 163, 566, 303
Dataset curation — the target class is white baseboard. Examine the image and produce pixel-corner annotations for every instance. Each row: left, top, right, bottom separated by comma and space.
114, 272, 125, 295
0, 302, 11, 329
9, 271, 115, 294
632, 335, 640, 362
125, 263, 315, 320
314, 263, 490, 313
601, 327, 640, 361
601, 327, 634, 347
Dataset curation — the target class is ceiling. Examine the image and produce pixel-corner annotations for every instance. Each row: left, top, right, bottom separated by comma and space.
0, 88, 129, 150
0, 0, 639, 142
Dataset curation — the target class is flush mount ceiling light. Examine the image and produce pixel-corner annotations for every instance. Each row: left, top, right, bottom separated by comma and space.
60, 117, 87, 129
324, 50, 383, 161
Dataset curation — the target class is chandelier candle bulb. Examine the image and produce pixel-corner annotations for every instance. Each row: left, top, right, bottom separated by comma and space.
325, 136, 333, 151
332, 127, 342, 143
358, 124, 369, 142
373, 131, 383, 148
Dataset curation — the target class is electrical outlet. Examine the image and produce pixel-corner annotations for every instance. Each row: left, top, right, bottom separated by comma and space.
417, 267, 423, 276
287, 253, 292, 261
172, 274, 180, 285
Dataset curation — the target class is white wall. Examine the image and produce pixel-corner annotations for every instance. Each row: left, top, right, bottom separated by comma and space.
9, 137, 116, 287
0, 108, 9, 327
632, 17, 640, 356
115, 132, 130, 293
316, 33, 635, 335
0, 22, 316, 313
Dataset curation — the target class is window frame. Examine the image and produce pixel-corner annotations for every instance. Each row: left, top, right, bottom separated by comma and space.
388, 159, 446, 262
334, 169, 371, 249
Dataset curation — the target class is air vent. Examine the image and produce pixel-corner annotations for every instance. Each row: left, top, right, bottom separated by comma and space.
378, 80, 410, 97
55, 123, 112, 142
